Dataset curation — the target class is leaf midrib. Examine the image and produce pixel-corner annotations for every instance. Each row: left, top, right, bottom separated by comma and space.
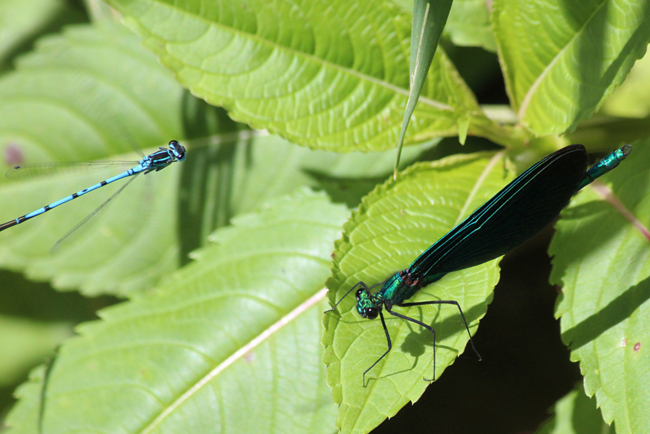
138, 288, 328, 434
138, 0, 455, 112
517, 1, 607, 119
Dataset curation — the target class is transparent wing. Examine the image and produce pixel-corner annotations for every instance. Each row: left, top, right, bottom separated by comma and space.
50, 174, 139, 252
6, 161, 138, 179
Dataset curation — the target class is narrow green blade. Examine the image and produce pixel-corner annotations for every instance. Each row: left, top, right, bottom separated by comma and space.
394, 0, 454, 175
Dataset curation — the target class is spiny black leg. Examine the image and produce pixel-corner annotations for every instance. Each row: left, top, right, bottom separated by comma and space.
386, 305, 437, 382
324, 281, 369, 314
400, 300, 482, 361
363, 309, 392, 387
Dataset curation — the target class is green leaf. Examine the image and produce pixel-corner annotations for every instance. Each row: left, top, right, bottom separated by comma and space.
0, 24, 186, 162
0, 316, 69, 386
6, 189, 347, 434
212, 133, 436, 216
550, 138, 650, 434
390, 0, 496, 52
536, 386, 615, 434
0, 22, 189, 296
0, 267, 107, 398
394, 0, 453, 174
493, 0, 650, 135
106, 0, 496, 152
0, 131, 432, 297
0, 0, 85, 72
566, 116, 650, 152
0, 22, 434, 297
323, 152, 514, 433
5, 365, 46, 434
601, 43, 650, 118
446, 0, 496, 52
0, 160, 185, 294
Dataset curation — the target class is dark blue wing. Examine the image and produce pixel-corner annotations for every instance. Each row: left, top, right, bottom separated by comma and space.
408, 145, 588, 278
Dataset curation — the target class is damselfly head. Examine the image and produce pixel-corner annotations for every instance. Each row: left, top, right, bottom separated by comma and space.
356, 289, 379, 319
168, 140, 186, 161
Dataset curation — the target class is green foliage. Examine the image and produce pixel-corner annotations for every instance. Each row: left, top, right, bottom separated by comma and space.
394, 0, 454, 173
493, 0, 650, 135
444, 0, 496, 52
324, 153, 509, 432
537, 386, 615, 434
392, 0, 497, 52
0, 317, 69, 387
7, 190, 346, 433
107, 0, 506, 152
601, 51, 650, 118
0, 23, 431, 297
550, 138, 650, 434
0, 1, 649, 433
0, 0, 85, 72
0, 22, 189, 296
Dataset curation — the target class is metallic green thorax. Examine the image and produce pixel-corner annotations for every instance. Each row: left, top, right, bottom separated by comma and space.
357, 270, 446, 317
